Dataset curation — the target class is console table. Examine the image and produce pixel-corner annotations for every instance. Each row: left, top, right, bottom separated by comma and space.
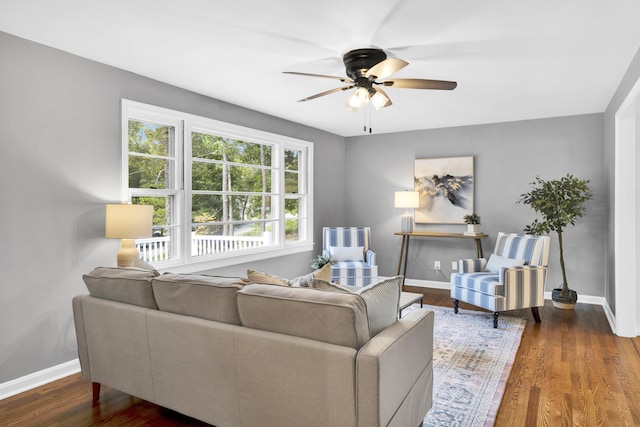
395, 231, 489, 279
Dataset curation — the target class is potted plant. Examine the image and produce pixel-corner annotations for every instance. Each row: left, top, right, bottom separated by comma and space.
463, 213, 481, 235
517, 173, 592, 309
311, 254, 333, 270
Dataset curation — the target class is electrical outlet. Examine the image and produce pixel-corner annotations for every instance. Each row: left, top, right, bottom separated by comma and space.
434, 260, 441, 270
452, 261, 458, 270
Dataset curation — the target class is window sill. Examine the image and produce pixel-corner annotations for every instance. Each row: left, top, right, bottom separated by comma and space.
156, 242, 315, 274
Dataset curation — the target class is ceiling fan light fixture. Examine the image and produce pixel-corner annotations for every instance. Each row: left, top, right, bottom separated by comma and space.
370, 90, 390, 110
346, 87, 370, 110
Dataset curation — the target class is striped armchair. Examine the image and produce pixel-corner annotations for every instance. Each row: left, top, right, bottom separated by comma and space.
322, 227, 378, 287
450, 232, 550, 328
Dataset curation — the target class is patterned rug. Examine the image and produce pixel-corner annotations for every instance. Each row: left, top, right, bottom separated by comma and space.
404, 303, 525, 427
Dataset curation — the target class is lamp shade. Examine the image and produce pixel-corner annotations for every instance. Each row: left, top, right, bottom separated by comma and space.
394, 191, 420, 209
105, 204, 153, 239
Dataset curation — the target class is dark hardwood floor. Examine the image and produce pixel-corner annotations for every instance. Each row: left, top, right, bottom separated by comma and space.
1, 287, 639, 426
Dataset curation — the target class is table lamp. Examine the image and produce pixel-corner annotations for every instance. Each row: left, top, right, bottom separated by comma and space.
394, 191, 420, 233
105, 203, 153, 267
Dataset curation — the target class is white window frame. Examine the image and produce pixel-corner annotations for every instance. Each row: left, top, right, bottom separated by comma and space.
121, 99, 314, 272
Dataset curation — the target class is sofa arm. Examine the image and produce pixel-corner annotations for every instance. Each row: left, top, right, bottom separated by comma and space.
500, 265, 547, 309
365, 249, 376, 266
356, 308, 434, 427
458, 258, 487, 273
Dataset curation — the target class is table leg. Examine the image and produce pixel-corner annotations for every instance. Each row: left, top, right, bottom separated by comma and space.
402, 236, 410, 282
475, 239, 484, 258
397, 235, 407, 275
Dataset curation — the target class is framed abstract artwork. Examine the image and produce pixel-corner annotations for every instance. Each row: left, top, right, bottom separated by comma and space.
414, 156, 474, 224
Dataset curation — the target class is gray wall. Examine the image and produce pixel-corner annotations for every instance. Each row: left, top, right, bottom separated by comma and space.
0, 31, 345, 384
345, 114, 606, 298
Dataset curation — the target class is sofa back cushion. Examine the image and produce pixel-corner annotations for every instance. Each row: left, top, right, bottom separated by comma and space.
83, 267, 159, 309
152, 274, 249, 325
236, 284, 370, 349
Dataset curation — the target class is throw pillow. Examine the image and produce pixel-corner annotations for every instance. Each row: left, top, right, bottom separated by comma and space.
329, 246, 364, 262
357, 276, 402, 336
485, 254, 525, 273
309, 279, 354, 293
290, 263, 331, 287
246, 269, 290, 286
310, 276, 403, 336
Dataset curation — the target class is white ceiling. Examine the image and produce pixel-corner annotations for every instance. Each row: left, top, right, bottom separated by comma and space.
2, 0, 640, 137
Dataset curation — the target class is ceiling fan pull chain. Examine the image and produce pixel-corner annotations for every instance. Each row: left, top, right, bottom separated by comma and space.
363, 109, 366, 132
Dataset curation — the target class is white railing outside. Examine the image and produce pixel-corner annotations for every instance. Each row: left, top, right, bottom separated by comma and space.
137, 236, 171, 263
136, 232, 272, 262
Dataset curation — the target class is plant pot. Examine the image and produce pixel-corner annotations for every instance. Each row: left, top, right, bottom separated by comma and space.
464, 224, 480, 235
551, 288, 577, 309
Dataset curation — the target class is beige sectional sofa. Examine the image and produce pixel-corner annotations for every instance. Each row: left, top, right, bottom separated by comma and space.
73, 267, 434, 427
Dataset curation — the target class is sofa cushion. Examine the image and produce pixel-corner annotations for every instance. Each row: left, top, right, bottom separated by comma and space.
236, 284, 370, 349
310, 276, 402, 336
152, 274, 249, 325
83, 267, 159, 309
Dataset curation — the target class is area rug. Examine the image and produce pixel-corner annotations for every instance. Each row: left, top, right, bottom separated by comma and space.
403, 303, 525, 427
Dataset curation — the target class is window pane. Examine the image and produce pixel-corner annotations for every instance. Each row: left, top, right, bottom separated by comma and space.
129, 155, 172, 189
285, 198, 299, 241
129, 120, 171, 156
191, 221, 275, 257
285, 149, 299, 171
132, 195, 177, 262
285, 218, 299, 241
192, 132, 224, 160
285, 171, 298, 194
192, 132, 272, 166
192, 162, 223, 191
230, 165, 271, 192
192, 194, 272, 223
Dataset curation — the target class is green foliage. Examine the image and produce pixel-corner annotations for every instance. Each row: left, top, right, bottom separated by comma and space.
463, 213, 481, 224
311, 254, 333, 270
517, 173, 592, 294
517, 174, 592, 235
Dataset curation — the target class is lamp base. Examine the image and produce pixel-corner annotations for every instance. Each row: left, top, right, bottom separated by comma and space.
400, 214, 414, 233
116, 239, 140, 268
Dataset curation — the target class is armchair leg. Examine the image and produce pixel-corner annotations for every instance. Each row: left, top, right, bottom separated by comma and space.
492, 312, 499, 328
453, 299, 459, 314
531, 307, 541, 323
92, 382, 101, 404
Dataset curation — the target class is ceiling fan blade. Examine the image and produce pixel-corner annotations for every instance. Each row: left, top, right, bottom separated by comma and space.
365, 57, 408, 80
298, 85, 355, 102
283, 71, 353, 83
381, 78, 457, 90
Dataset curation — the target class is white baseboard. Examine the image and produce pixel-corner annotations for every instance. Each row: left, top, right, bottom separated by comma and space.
407, 278, 620, 333
404, 278, 451, 290
0, 359, 80, 401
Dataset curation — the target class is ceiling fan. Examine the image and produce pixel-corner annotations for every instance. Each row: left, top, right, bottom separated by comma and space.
283, 48, 457, 111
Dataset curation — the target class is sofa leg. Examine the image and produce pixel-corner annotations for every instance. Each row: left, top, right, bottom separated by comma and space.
92, 382, 101, 404
531, 307, 541, 323
492, 312, 499, 328
453, 299, 459, 314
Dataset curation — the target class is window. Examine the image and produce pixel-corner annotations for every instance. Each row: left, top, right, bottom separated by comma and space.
122, 100, 313, 269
